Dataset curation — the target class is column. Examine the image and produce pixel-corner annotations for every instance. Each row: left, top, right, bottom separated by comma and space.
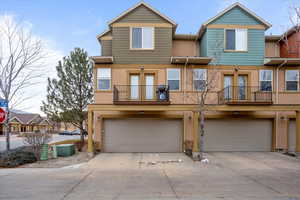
87, 110, 94, 153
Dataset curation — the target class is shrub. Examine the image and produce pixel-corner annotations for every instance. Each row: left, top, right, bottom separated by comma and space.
0, 146, 36, 167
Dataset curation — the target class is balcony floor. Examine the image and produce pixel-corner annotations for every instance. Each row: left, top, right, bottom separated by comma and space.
113, 101, 170, 105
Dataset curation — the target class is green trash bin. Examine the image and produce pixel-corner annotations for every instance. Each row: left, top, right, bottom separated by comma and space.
56, 144, 75, 157
40, 144, 49, 161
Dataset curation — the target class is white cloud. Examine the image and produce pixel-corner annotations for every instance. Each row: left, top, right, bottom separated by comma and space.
0, 14, 64, 115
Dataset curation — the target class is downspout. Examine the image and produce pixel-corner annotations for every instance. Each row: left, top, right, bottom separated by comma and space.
183, 57, 189, 104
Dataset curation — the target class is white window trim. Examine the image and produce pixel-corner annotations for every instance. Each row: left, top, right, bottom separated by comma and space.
285, 70, 299, 91
259, 70, 273, 91
130, 27, 155, 50
224, 28, 248, 52
167, 68, 181, 91
97, 68, 111, 91
193, 69, 207, 91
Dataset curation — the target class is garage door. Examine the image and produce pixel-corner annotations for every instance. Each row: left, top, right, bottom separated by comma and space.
204, 119, 272, 151
103, 119, 182, 152
288, 120, 296, 152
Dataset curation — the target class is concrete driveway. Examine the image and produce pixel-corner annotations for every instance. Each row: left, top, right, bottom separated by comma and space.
0, 152, 300, 200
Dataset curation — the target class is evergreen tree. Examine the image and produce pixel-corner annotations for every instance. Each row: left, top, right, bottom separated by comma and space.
41, 48, 93, 150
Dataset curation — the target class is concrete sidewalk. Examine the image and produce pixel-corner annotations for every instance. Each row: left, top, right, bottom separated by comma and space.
0, 153, 300, 200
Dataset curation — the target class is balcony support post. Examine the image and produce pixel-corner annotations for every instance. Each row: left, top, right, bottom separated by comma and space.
87, 110, 94, 153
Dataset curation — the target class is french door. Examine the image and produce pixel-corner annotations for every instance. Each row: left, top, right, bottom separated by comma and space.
223, 74, 248, 101
129, 73, 155, 100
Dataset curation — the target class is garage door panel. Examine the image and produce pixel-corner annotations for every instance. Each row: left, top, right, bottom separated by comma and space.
204, 119, 272, 152
104, 119, 182, 153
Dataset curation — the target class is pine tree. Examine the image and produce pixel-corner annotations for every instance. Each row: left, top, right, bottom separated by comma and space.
41, 48, 93, 150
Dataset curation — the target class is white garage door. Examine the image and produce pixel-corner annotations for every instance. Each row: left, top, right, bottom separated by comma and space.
204, 119, 272, 151
103, 118, 182, 152
288, 120, 296, 152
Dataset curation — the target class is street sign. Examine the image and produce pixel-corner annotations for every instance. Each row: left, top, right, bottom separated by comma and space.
0, 99, 8, 108
0, 107, 6, 123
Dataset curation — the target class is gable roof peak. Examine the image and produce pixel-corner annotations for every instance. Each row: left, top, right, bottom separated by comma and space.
107, 1, 177, 27
203, 2, 271, 28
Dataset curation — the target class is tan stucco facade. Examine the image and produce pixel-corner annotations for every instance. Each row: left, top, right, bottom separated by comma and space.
90, 63, 300, 153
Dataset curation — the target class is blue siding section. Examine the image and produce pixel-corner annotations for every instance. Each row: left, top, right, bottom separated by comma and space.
199, 6, 266, 65
211, 7, 262, 25
200, 31, 207, 57
206, 28, 265, 66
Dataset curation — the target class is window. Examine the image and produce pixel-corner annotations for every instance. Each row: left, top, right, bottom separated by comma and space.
260, 70, 272, 91
225, 29, 247, 51
167, 69, 180, 91
131, 27, 154, 49
97, 68, 111, 90
286, 70, 299, 91
193, 69, 207, 91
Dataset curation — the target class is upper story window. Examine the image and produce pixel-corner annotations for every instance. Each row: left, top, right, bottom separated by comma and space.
167, 68, 180, 91
286, 70, 299, 91
131, 27, 154, 49
259, 70, 272, 91
193, 69, 207, 91
97, 68, 111, 90
225, 29, 248, 51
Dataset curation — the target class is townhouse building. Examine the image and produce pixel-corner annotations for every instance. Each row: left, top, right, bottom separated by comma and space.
87, 2, 300, 154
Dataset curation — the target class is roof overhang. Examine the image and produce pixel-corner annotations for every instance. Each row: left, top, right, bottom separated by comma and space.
264, 58, 300, 66
171, 57, 212, 65
90, 56, 113, 64
265, 35, 281, 42
173, 34, 197, 40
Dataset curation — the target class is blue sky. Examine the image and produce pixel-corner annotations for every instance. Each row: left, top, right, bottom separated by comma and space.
1, 0, 298, 56
0, 0, 298, 114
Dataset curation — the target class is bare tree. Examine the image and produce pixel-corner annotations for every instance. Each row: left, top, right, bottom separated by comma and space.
23, 130, 52, 160
281, 4, 300, 56
0, 15, 46, 150
193, 38, 223, 161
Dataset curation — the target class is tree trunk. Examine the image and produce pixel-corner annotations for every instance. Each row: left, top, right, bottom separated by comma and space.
199, 111, 205, 160
78, 122, 84, 152
5, 108, 10, 151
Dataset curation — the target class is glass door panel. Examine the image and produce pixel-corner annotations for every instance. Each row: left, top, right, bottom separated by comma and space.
224, 75, 233, 100
130, 75, 139, 100
238, 75, 247, 100
145, 75, 154, 100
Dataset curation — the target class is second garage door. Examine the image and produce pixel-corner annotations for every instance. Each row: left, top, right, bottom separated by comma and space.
103, 118, 182, 153
204, 119, 272, 152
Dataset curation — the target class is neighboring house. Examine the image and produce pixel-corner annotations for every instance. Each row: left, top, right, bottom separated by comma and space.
0, 112, 53, 135
88, 2, 300, 153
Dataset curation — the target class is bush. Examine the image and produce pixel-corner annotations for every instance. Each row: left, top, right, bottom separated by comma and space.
0, 146, 37, 168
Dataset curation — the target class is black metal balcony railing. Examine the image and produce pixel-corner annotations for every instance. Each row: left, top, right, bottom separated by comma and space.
113, 85, 170, 104
218, 86, 273, 105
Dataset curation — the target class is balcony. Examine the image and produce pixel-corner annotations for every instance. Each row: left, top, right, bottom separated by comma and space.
113, 85, 170, 105
218, 86, 273, 105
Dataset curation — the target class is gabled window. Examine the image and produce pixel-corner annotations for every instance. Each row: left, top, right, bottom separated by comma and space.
225, 29, 248, 51
167, 68, 180, 91
131, 27, 154, 49
259, 70, 272, 91
286, 70, 299, 91
97, 68, 111, 90
193, 69, 207, 91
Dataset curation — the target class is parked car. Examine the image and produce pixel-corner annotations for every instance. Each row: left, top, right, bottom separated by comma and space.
58, 130, 72, 135
70, 129, 88, 136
